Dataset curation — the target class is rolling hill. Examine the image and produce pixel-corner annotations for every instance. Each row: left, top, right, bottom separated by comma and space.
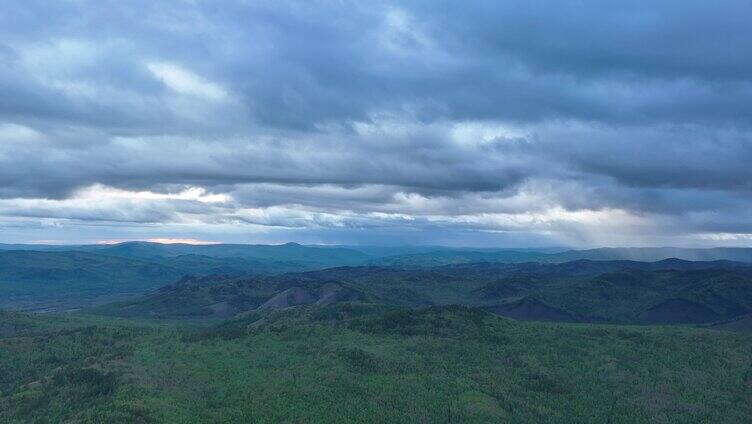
93, 259, 752, 324
0, 251, 184, 311
0, 244, 372, 311
4, 241, 752, 313
0, 250, 310, 311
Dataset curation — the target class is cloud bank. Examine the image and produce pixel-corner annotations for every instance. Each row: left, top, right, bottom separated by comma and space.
1, 0, 751, 246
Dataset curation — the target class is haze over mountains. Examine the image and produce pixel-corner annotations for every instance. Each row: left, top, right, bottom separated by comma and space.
6, 241, 752, 264
3, 241, 752, 320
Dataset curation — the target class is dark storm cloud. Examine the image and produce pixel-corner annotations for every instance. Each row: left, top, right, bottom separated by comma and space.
0, 0, 751, 244
4, 0, 752, 130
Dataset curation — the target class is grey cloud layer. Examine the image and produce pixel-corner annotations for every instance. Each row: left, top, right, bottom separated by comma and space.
1, 0, 751, 245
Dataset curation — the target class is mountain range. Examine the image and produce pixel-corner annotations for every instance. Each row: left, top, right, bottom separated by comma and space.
3, 242, 752, 315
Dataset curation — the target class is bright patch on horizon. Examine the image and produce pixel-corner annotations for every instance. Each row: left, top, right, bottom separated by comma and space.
146, 238, 220, 245
96, 238, 220, 245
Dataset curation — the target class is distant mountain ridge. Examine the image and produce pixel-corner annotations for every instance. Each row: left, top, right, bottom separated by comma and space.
367, 247, 752, 266
2, 241, 752, 312
93, 258, 752, 325
543, 247, 752, 263
3, 241, 371, 265
2, 242, 752, 265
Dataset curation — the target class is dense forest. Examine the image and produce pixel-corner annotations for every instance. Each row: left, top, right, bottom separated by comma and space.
1, 305, 751, 423
2, 243, 752, 422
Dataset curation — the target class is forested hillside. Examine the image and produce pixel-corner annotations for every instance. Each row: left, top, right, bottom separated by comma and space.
93, 260, 752, 325
2, 306, 751, 423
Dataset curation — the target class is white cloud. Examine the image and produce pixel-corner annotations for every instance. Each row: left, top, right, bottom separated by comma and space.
147, 62, 228, 101
76, 184, 229, 204
450, 121, 528, 147
0, 123, 42, 144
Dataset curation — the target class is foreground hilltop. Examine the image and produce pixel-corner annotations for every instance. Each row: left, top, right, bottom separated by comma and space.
2, 304, 751, 423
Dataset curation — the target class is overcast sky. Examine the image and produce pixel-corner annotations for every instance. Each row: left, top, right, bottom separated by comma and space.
1, 0, 751, 246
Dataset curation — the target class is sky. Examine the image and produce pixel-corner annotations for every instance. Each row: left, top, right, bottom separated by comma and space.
1, 0, 751, 247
